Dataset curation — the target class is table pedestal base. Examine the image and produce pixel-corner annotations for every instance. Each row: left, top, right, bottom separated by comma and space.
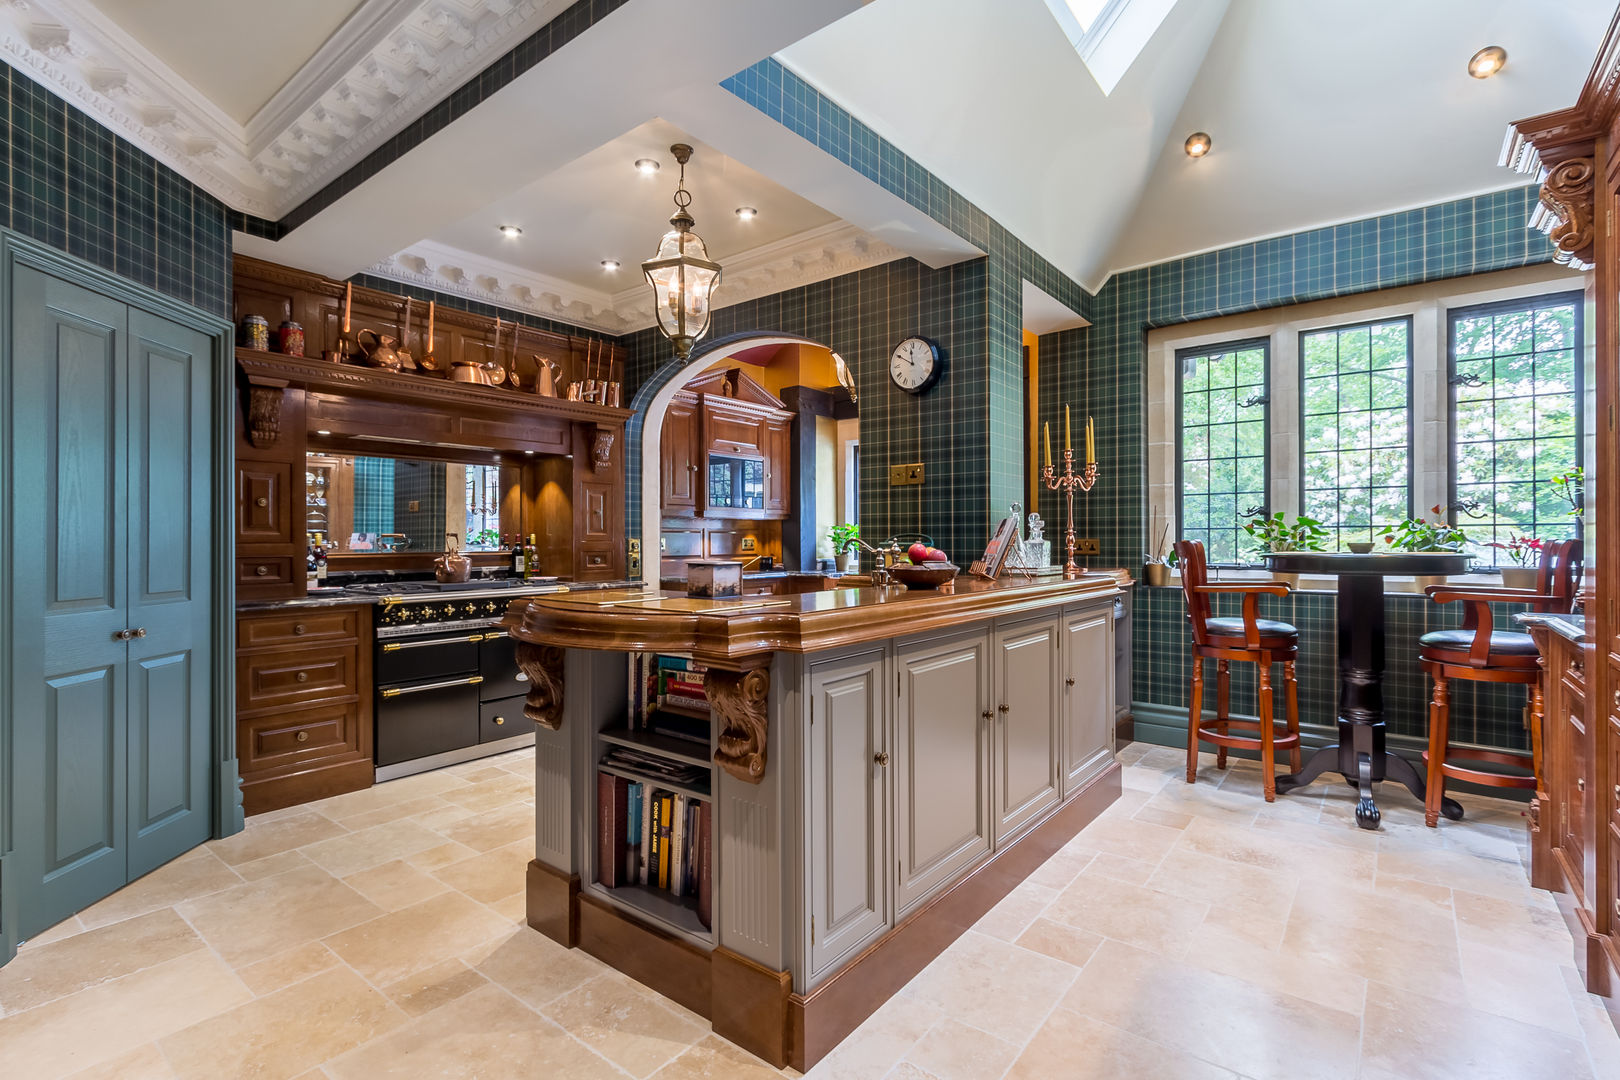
1275, 718, 1464, 829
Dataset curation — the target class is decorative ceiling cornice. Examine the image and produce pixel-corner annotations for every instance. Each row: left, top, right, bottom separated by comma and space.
364, 222, 906, 335
0, 0, 569, 218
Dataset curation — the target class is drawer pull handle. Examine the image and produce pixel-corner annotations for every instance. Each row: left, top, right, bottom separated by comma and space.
381, 675, 484, 698
255, 565, 270, 576
381, 633, 485, 652
295, 671, 309, 683
296, 731, 309, 743
494, 716, 506, 726
873, 750, 890, 767
1576, 777, 1585, 792
293, 623, 306, 635
255, 496, 268, 507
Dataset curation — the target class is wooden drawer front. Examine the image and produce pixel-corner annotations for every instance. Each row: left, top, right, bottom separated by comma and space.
239, 646, 357, 711
238, 461, 293, 544
239, 608, 361, 650
707, 413, 763, 455
576, 546, 616, 581
241, 701, 364, 774
238, 556, 297, 588
480, 698, 524, 743
1610, 718, 1620, 832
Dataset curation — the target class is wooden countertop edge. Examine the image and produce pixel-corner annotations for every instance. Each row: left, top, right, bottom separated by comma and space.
505, 570, 1130, 658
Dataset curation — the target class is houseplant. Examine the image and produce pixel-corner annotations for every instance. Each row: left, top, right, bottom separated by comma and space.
1381, 505, 1469, 589
1143, 512, 1172, 586
1489, 533, 1543, 590
1242, 512, 1328, 586
830, 522, 861, 573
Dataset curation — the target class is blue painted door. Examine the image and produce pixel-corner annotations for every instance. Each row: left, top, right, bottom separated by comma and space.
8, 267, 213, 939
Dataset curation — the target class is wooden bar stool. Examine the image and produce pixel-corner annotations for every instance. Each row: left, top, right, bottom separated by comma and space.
1175, 540, 1303, 801
1419, 539, 1583, 827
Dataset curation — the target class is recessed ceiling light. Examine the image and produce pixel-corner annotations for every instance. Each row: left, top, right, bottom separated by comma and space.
524, 449, 535, 455
1183, 132, 1212, 158
498, 224, 523, 238
601, 259, 621, 271
635, 158, 660, 175
1468, 45, 1507, 79
735, 206, 757, 221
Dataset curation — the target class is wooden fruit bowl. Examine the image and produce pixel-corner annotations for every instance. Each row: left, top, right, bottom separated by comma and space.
889, 562, 959, 589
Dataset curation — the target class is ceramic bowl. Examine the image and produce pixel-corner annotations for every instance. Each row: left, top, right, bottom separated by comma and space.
1346, 541, 1375, 554
889, 562, 959, 589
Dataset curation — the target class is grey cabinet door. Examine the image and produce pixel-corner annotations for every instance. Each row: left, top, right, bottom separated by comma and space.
807, 647, 887, 978
9, 266, 133, 935
1062, 606, 1115, 796
895, 629, 991, 915
991, 615, 1062, 844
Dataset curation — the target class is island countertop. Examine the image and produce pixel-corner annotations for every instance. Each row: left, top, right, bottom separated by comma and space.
505, 569, 1128, 660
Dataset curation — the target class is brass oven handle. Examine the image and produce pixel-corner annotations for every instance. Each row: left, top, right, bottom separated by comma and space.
381, 675, 484, 698
381, 634, 486, 652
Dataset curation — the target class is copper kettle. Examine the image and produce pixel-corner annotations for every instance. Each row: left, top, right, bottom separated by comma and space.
434, 534, 471, 583
357, 329, 403, 371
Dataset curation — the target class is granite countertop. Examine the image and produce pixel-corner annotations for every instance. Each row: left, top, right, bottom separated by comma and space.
1515, 611, 1588, 644
238, 578, 645, 612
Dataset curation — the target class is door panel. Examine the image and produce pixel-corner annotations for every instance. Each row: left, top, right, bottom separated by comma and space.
896, 630, 991, 915
1062, 609, 1115, 795
126, 309, 212, 877
808, 649, 888, 978
993, 616, 1062, 843
10, 266, 131, 937
662, 397, 699, 512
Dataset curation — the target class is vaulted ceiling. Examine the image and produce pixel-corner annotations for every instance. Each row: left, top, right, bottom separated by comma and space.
14, 0, 1613, 327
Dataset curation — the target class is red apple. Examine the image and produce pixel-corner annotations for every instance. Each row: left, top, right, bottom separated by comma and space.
908, 542, 931, 563
924, 546, 947, 563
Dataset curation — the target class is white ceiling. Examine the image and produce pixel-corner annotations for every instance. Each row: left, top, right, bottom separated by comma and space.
89, 0, 371, 125
432, 118, 838, 295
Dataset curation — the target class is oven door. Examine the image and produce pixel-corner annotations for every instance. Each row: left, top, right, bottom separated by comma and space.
478, 631, 530, 701
375, 675, 483, 767
377, 629, 483, 684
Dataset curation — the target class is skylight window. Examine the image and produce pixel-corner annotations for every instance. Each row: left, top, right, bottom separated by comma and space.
1043, 0, 1176, 95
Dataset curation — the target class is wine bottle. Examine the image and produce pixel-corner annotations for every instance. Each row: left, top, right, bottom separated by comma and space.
511, 533, 525, 577
314, 537, 328, 585
524, 533, 538, 580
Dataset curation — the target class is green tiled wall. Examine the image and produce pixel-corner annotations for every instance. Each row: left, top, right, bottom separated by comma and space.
1, 61, 230, 316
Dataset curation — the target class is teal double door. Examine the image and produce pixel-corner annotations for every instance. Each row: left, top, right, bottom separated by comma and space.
5, 258, 220, 943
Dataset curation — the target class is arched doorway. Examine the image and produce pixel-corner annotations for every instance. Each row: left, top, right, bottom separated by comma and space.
626, 331, 855, 585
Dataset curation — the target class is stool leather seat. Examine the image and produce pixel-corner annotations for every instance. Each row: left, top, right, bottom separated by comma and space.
1418, 629, 1538, 657
1206, 616, 1299, 640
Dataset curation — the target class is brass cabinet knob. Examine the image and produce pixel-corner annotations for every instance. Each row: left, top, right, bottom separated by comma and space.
997, 703, 1010, 713
873, 750, 890, 767
255, 496, 268, 507
293, 623, 306, 635
494, 716, 506, 726
981, 709, 993, 721
296, 731, 309, 742
1065, 677, 1076, 687
255, 565, 269, 576
1576, 777, 1585, 792
295, 671, 309, 683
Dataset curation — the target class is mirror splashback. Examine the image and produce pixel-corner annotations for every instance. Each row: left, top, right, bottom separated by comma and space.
307, 452, 504, 553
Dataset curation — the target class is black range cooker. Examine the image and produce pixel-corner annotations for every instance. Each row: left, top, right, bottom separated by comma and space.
348, 579, 558, 780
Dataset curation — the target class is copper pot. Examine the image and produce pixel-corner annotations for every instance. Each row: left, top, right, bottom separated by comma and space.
357, 329, 403, 371
449, 359, 497, 385
434, 534, 471, 583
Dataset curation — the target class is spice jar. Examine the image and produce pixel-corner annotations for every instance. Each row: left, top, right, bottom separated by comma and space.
276, 320, 305, 357
240, 314, 269, 351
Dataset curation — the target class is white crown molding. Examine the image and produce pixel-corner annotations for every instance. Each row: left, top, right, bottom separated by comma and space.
364, 221, 905, 336
0, 0, 571, 219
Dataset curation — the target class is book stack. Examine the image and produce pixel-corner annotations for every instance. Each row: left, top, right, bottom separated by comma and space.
597, 772, 712, 930
599, 745, 707, 787
656, 656, 709, 715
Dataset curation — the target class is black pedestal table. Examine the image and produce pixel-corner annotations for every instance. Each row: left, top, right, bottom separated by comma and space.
1264, 551, 1473, 830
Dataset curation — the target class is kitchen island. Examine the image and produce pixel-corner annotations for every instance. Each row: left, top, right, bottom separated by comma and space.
505, 571, 1126, 1070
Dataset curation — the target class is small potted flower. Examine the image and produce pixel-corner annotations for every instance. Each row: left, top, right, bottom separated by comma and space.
1489, 533, 1543, 590
830, 522, 861, 573
1242, 512, 1329, 586
1381, 505, 1469, 589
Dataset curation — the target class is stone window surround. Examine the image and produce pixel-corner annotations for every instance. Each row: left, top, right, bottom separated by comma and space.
1146, 263, 1587, 591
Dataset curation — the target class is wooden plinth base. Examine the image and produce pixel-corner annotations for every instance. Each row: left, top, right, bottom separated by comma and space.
524, 763, 1121, 1071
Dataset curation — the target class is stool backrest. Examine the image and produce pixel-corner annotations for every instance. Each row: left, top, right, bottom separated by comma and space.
1175, 539, 1213, 645
1537, 538, 1583, 613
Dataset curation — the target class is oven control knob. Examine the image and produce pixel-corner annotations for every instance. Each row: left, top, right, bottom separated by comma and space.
493, 716, 506, 726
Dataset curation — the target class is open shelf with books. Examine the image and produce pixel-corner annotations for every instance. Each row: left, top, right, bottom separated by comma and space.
587, 650, 716, 945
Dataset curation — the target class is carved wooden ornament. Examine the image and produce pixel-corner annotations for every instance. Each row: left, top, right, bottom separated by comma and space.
516, 641, 565, 730
1540, 157, 1596, 269
247, 385, 283, 448
592, 427, 615, 473
709, 665, 770, 783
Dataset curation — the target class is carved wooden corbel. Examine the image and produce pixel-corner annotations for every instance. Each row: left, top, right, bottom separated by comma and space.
1540, 157, 1596, 269
516, 642, 565, 730
591, 426, 615, 473
246, 385, 284, 448
708, 663, 770, 783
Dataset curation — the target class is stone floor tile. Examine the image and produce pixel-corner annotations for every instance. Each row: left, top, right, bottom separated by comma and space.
1005, 1009, 1240, 1080
207, 812, 348, 867
901, 931, 1077, 1045
902, 1017, 1020, 1080
72, 847, 243, 930
541, 973, 711, 1078
235, 941, 340, 997
1044, 870, 1209, 958
0, 908, 203, 1013
322, 891, 512, 988
466, 925, 606, 1008
1361, 981, 1593, 1080
178, 865, 383, 968
342, 859, 450, 911
380, 957, 488, 1017
433, 839, 532, 903
298, 819, 450, 877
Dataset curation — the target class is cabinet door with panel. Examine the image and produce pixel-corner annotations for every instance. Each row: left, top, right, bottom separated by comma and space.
991, 615, 1062, 844
1061, 605, 1115, 795
806, 647, 889, 979
661, 395, 700, 513
763, 417, 792, 516
895, 629, 992, 916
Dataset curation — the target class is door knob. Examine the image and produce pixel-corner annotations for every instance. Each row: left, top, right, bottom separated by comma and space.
873, 750, 890, 767
255, 496, 268, 507
293, 623, 306, 635
296, 731, 309, 742
133, 628, 146, 639
997, 704, 1010, 713
255, 565, 270, 576
494, 716, 506, 726
295, 671, 309, 683
113, 629, 132, 641
981, 709, 993, 721
1065, 677, 1076, 687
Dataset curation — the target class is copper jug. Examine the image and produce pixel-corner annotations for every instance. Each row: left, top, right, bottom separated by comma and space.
357, 329, 403, 371
434, 534, 471, 583
535, 357, 558, 397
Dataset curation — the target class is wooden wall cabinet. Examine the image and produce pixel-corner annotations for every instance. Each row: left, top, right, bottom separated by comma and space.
658, 368, 795, 523
663, 393, 701, 513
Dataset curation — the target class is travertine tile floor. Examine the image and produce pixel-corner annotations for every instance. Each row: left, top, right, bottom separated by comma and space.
3, 742, 1618, 1079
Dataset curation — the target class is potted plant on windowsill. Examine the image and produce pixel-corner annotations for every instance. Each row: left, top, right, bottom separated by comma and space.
1489, 533, 1543, 590
1242, 512, 1329, 587
1381, 506, 1469, 589
830, 522, 861, 574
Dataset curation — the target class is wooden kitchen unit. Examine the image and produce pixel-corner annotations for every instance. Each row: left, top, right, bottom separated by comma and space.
506, 572, 1126, 1070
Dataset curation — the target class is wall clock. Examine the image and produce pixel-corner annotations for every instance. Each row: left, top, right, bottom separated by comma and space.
889, 335, 941, 395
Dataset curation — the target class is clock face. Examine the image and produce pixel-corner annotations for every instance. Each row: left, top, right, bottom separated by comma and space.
889, 336, 939, 394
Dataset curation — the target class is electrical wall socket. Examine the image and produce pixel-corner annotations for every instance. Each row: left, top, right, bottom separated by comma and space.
740, 536, 757, 552
1076, 538, 1100, 555
888, 463, 925, 486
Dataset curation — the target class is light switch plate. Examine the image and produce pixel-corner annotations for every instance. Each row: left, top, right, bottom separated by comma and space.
1076, 538, 1100, 555
888, 463, 925, 486
740, 536, 757, 552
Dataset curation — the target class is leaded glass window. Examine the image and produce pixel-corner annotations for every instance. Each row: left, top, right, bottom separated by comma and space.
1177, 339, 1269, 565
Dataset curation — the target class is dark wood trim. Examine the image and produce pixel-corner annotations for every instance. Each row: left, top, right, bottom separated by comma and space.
786, 762, 1121, 1072
240, 758, 373, 815
711, 946, 792, 1067
525, 859, 579, 948
577, 891, 711, 1017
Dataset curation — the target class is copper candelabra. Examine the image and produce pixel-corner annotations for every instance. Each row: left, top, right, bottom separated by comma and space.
1041, 449, 1099, 579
